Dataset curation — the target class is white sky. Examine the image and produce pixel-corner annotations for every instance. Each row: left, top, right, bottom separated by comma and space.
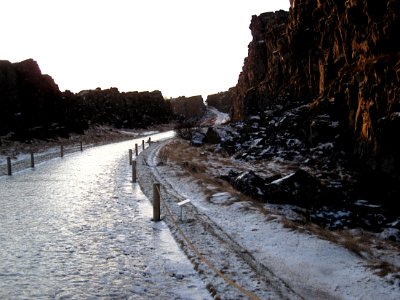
0, 0, 289, 98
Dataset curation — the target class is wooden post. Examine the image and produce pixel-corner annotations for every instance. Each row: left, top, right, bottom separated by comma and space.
7, 157, 12, 176
153, 183, 161, 221
129, 149, 133, 165
80, 140, 83, 152
30, 152, 35, 168
132, 160, 137, 183
61, 145, 64, 158
135, 143, 138, 156
148, 137, 151, 144
142, 140, 145, 150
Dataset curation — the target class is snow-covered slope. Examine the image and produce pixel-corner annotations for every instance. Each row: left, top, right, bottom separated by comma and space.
137, 139, 400, 300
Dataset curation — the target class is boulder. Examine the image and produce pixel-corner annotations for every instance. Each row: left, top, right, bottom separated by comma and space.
228, 170, 266, 199
264, 169, 324, 207
204, 127, 221, 144
191, 131, 206, 147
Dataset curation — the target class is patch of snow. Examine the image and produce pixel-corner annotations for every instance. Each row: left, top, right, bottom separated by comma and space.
330, 121, 339, 128
390, 112, 400, 119
210, 192, 233, 205
316, 142, 334, 150
286, 139, 302, 147
270, 172, 295, 185
250, 138, 263, 148
354, 200, 381, 208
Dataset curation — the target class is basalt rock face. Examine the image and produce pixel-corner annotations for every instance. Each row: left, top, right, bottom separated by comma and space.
67, 88, 172, 129
231, 10, 291, 121
169, 95, 206, 120
231, 0, 400, 177
0, 59, 65, 139
0, 59, 174, 140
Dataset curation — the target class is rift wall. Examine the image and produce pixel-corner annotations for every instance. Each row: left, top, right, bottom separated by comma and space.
231, 0, 400, 176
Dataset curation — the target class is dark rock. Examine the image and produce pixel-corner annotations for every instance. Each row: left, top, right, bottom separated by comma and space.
229, 0, 400, 177
264, 169, 324, 207
0, 59, 62, 139
204, 127, 221, 144
228, 170, 266, 199
73, 88, 172, 129
212, 0, 400, 234
0, 59, 174, 140
191, 131, 206, 147
169, 95, 206, 120
226, 168, 324, 208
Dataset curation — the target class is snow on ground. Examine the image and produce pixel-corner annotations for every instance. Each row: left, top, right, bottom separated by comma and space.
208, 106, 230, 125
138, 139, 400, 300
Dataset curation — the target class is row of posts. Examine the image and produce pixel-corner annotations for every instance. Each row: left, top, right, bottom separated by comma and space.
5, 141, 83, 176
129, 139, 149, 183
129, 138, 160, 221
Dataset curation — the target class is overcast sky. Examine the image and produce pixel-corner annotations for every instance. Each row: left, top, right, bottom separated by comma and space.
1, 0, 289, 98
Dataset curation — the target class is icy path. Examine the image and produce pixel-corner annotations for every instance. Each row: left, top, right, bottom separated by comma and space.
0, 133, 211, 299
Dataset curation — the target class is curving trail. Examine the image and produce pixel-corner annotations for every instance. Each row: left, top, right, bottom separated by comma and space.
0, 132, 211, 299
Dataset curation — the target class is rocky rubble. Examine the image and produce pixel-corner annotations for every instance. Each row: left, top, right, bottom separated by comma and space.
208, 104, 399, 239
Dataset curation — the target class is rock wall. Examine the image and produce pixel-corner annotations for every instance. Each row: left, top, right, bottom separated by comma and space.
232, 0, 400, 176
231, 10, 291, 120
169, 95, 206, 119
0, 59, 173, 140
205, 90, 234, 113
0, 59, 64, 139
69, 88, 172, 129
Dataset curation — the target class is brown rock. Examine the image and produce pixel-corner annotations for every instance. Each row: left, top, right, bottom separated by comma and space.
205, 90, 234, 113
231, 0, 400, 176
169, 95, 206, 119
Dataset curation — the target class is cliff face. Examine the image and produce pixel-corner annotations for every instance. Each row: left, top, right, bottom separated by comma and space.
232, 0, 400, 176
231, 10, 291, 120
0, 59, 63, 139
68, 88, 172, 129
169, 95, 206, 119
0, 59, 173, 140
